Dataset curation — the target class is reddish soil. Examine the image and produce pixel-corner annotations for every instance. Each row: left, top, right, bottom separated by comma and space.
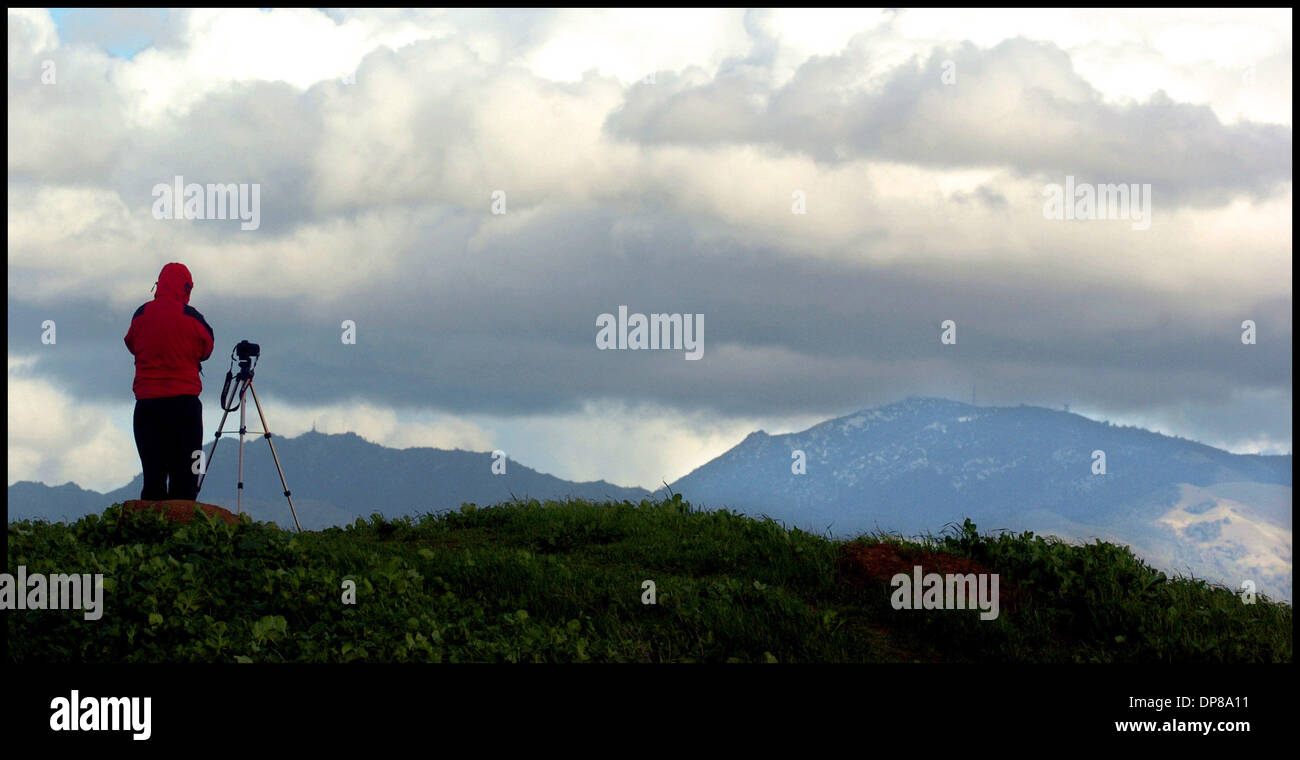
121, 499, 242, 526
839, 540, 1021, 612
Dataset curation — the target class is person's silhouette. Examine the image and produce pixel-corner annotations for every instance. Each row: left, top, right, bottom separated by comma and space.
124, 262, 214, 500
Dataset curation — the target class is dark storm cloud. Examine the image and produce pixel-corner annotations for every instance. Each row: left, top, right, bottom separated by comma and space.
10, 205, 1291, 432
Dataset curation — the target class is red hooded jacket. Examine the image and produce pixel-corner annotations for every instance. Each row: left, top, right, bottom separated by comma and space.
124, 263, 215, 399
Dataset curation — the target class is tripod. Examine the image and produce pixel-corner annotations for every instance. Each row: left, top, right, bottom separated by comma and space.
196, 341, 303, 532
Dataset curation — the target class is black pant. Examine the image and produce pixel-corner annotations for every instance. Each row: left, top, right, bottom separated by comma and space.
133, 395, 204, 501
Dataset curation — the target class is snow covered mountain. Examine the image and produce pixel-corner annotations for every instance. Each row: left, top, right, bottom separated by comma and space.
668, 397, 1293, 601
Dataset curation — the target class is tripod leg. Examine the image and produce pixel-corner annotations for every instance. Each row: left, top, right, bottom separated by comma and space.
237, 397, 247, 515
197, 405, 234, 494
248, 382, 303, 532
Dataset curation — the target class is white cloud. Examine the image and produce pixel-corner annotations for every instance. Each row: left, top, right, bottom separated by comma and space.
7, 355, 138, 491
476, 400, 825, 489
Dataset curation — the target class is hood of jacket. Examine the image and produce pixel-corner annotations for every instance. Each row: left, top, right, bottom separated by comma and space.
155, 262, 193, 305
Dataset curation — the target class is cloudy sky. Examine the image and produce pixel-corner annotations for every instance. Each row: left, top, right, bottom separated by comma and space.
7, 8, 1293, 492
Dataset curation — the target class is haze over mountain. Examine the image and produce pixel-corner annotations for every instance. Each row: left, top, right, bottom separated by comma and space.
8, 397, 1291, 601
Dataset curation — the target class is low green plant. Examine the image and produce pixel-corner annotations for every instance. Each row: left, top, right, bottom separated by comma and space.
6, 500, 1290, 663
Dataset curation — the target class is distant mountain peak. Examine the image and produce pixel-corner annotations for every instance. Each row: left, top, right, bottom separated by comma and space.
669, 397, 1292, 601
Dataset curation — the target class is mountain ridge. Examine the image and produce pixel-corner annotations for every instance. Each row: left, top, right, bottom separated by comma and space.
8, 428, 651, 529
8, 396, 1291, 600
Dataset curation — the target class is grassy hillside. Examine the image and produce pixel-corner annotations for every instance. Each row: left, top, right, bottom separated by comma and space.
6, 495, 1291, 663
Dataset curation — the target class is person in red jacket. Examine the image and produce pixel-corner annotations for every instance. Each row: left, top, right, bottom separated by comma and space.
124, 262, 215, 500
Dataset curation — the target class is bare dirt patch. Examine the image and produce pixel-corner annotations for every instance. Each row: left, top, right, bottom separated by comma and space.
121, 499, 241, 526
838, 540, 1021, 612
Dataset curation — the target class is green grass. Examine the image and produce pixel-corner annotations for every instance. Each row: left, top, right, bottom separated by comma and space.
5, 495, 1291, 663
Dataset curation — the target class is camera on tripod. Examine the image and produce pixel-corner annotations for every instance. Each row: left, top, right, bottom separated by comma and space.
233, 339, 260, 377
198, 337, 304, 531
222, 340, 261, 407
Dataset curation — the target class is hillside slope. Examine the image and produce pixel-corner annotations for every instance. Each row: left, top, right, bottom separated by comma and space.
6, 497, 1291, 663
